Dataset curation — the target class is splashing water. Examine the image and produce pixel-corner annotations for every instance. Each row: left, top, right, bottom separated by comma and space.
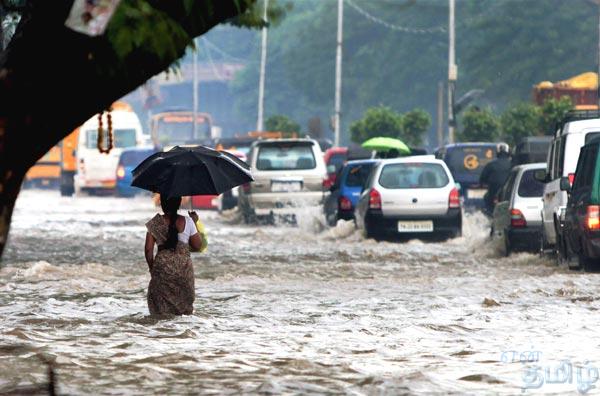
0, 191, 595, 395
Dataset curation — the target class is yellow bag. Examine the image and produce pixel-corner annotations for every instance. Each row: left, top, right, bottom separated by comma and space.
194, 219, 208, 253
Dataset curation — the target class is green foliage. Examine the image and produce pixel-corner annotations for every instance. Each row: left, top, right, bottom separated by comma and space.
265, 114, 300, 133
500, 102, 542, 146
230, 0, 599, 143
107, 0, 289, 67
457, 107, 500, 142
229, 0, 292, 28
540, 96, 574, 135
109, 1, 190, 64
350, 106, 403, 143
401, 109, 431, 147
350, 106, 432, 145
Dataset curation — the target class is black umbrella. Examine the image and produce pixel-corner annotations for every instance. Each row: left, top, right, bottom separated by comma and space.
131, 145, 253, 198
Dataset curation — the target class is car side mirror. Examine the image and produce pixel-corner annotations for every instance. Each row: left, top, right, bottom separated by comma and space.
534, 169, 547, 183
559, 176, 571, 192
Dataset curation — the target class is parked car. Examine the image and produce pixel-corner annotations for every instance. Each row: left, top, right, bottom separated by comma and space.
562, 137, 600, 270
536, 111, 600, 255
355, 156, 462, 240
238, 138, 329, 223
511, 136, 552, 166
116, 147, 156, 197
324, 159, 379, 226
491, 163, 546, 255
435, 142, 507, 209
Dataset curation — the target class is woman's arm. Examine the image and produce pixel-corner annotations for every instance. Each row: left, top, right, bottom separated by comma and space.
144, 232, 156, 271
189, 233, 203, 252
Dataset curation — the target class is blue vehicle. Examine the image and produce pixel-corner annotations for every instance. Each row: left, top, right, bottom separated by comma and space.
324, 159, 379, 226
116, 147, 156, 197
435, 142, 507, 208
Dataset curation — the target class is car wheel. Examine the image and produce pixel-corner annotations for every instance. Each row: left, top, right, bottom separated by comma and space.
326, 211, 338, 227
363, 223, 380, 241
504, 234, 511, 257
578, 253, 596, 272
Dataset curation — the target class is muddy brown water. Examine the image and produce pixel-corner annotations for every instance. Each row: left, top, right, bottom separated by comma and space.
1, 190, 599, 395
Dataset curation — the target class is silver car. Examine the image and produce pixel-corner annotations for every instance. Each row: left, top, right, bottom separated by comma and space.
355, 156, 462, 240
238, 138, 328, 223
491, 162, 545, 255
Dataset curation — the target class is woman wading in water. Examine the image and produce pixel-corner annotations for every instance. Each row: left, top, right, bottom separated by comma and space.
144, 196, 207, 315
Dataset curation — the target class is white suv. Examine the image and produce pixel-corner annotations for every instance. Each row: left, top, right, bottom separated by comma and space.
355, 156, 462, 240
538, 112, 600, 251
238, 138, 328, 222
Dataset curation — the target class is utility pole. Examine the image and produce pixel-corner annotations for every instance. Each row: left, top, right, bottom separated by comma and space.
437, 82, 444, 147
192, 37, 198, 139
334, 0, 344, 147
448, 0, 457, 143
257, 0, 269, 132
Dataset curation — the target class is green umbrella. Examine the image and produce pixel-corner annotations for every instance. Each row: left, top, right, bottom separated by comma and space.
361, 137, 411, 154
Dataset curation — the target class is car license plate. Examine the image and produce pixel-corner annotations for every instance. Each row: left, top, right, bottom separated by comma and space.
271, 181, 302, 192
397, 220, 434, 233
467, 189, 486, 199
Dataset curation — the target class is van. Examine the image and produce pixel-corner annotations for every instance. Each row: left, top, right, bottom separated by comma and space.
537, 111, 600, 250
75, 102, 146, 195
511, 136, 552, 166
435, 142, 507, 207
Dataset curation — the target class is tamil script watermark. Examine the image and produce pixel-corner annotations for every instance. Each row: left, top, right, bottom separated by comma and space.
500, 349, 599, 394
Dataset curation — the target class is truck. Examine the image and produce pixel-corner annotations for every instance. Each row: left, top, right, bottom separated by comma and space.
533, 72, 599, 110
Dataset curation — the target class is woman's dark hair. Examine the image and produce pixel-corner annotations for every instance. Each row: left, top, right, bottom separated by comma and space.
160, 195, 182, 250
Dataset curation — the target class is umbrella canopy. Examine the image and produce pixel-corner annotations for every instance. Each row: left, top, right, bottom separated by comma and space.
131, 145, 253, 198
361, 137, 411, 154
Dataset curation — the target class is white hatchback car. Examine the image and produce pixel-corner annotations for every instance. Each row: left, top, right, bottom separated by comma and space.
355, 156, 462, 240
491, 163, 545, 255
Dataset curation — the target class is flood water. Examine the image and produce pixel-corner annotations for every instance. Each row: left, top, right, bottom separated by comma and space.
1, 190, 600, 395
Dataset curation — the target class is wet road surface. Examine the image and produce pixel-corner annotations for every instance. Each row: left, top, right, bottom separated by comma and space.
1, 190, 600, 395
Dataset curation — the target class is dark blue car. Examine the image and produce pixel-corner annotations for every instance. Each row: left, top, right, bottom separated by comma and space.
116, 147, 156, 197
324, 159, 379, 226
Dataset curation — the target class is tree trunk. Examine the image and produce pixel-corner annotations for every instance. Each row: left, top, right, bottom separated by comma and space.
0, 0, 254, 260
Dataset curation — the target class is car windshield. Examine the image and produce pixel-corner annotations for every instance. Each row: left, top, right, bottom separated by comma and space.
445, 145, 496, 177
256, 144, 316, 171
345, 163, 374, 187
120, 150, 154, 166
518, 169, 545, 197
379, 163, 449, 189
86, 129, 137, 149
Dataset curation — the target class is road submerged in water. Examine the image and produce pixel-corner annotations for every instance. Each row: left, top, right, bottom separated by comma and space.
1, 190, 600, 395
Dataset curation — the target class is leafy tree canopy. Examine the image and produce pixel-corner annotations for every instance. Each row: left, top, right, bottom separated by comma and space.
457, 107, 500, 142
350, 105, 403, 143
500, 102, 541, 146
265, 114, 300, 134
228, 0, 599, 145
402, 109, 431, 147
539, 96, 574, 135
